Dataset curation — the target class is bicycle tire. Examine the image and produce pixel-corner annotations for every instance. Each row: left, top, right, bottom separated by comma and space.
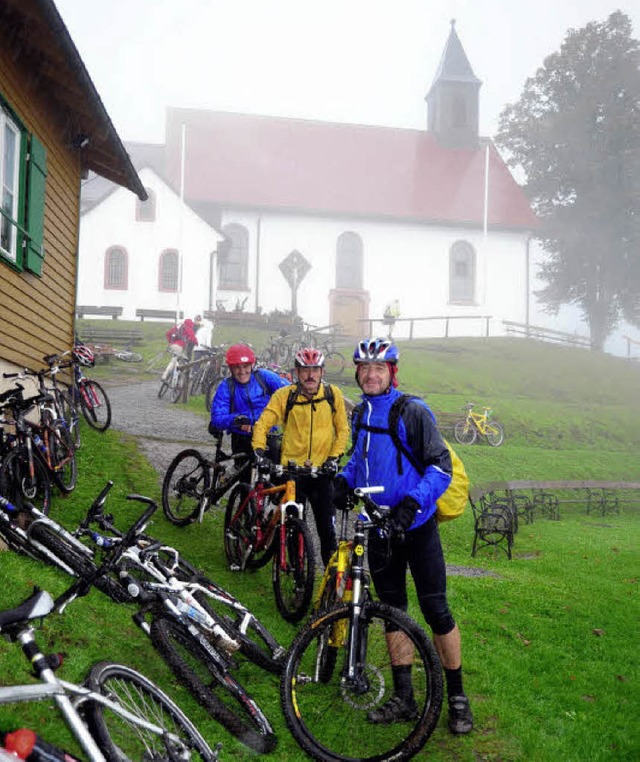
158, 380, 169, 399
162, 449, 211, 526
171, 370, 185, 403
0, 447, 51, 516
54, 386, 81, 450
28, 523, 131, 603
84, 660, 218, 761
281, 601, 443, 762
324, 351, 345, 377
453, 418, 477, 446
485, 421, 505, 447
48, 421, 77, 494
272, 515, 316, 623
224, 483, 276, 570
150, 616, 277, 754
315, 568, 339, 683
114, 350, 143, 363
79, 379, 112, 431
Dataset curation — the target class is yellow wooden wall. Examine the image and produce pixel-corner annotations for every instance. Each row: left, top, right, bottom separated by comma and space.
0, 48, 81, 382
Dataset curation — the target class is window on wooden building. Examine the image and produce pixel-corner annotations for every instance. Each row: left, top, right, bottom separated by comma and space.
0, 95, 47, 275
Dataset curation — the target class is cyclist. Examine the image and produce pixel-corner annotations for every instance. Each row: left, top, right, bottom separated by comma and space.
252, 347, 349, 565
334, 337, 474, 735
210, 344, 288, 457
162, 315, 201, 381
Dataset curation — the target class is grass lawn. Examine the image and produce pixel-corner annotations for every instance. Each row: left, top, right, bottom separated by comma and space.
1, 332, 639, 760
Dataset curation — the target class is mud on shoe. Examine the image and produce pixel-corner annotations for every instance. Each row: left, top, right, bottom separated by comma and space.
367, 694, 419, 725
448, 694, 473, 734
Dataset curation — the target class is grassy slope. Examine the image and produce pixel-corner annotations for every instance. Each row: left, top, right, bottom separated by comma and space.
1, 328, 639, 760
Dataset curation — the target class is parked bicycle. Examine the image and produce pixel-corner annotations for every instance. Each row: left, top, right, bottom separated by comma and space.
280, 487, 443, 762
0, 382, 76, 499
453, 402, 504, 446
224, 460, 317, 622
0, 574, 219, 760
162, 431, 254, 526
70, 345, 112, 432
77, 491, 278, 753
158, 353, 189, 403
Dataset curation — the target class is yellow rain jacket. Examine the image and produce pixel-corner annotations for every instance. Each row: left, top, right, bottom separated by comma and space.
252, 382, 349, 466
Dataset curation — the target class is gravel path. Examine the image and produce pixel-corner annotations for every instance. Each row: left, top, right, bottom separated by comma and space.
104, 377, 494, 577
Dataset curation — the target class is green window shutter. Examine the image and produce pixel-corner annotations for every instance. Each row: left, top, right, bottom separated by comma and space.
24, 133, 47, 275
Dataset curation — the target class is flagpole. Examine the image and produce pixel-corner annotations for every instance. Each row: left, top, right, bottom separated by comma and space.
482, 142, 489, 305
177, 123, 186, 319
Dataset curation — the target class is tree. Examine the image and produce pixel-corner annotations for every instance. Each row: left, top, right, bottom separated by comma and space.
496, 11, 640, 350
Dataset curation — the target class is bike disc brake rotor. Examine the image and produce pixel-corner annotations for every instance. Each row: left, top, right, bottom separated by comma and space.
340, 664, 385, 709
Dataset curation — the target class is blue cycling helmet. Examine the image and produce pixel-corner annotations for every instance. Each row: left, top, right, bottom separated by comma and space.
353, 338, 399, 364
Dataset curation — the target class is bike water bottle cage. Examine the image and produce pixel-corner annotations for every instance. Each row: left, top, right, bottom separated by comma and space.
353, 338, 399, 364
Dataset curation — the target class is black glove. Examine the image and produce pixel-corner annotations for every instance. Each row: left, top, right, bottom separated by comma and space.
322, 457, 340, 476
253, 448, 270, 468
332, 475, 351, 511
208, 422, 223, 438
390, 496, 420, 531
233, 415, 251, 428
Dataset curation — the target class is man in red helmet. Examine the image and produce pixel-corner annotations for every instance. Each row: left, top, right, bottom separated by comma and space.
210, 344, 288, 456
252, 346, 349, 564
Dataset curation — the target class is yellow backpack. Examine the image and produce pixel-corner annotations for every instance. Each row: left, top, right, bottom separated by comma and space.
436, 440, 469, 522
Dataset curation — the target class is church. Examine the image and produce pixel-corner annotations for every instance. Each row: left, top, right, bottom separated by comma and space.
78, 22, 537, 339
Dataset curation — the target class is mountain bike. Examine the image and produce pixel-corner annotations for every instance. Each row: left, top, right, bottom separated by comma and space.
0, 383, 76, 497
280, 487, 443, 762
162, 431, 254, 526
453, 402, 504, 446
42, 351, 82, 448
71, 360, 111, 431
0, 581, 219, 760
78, 493, 278, 753
158, 354, 189, 403
224, 461, 317, 622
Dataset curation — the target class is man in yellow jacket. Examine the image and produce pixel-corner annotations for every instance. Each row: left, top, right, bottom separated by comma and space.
252, 346, 349, 564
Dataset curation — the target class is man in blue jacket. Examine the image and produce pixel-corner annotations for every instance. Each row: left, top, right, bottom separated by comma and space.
210, 344, 288, 456
336, 337, 473, 735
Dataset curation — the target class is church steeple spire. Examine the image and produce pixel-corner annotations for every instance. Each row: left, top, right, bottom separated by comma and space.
425, 20, 482, 149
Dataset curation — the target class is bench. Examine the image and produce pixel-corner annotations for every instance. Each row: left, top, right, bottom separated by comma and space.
76, 305, 123, 320
79, 327, 144, 346
434, 411, 460, 436
469, 480, 640, 560
135, 309, 184, 322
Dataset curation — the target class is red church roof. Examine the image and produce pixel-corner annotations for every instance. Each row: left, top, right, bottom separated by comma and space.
165, 108, 537, 230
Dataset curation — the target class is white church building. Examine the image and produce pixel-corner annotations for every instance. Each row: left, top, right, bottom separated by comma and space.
78, 22, 540, 340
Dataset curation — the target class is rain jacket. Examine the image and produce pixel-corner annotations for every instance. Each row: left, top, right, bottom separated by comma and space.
252, 382, 349, 466
211, 369, 288, 437
340, 388, 452, 529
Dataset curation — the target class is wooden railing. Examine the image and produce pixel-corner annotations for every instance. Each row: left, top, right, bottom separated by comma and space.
502, 320, 591, 349
357, 315, 492, 340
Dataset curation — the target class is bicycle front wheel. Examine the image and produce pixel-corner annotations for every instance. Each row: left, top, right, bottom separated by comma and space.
224, 483, 276, 570
79, 380, 111, 431
48, 421, 77, 494
272, 516, 316, 623
324, 351, 345, 377
162, 449, 210, 526
84, 661, 218, 761
171, 370, 186, 403
281, 601, 443, 762
57, 387, 81, 450
150, 616, 277, 753
485, 421, 505, 447
0, 447, 51, 515
453, 418, 477, 445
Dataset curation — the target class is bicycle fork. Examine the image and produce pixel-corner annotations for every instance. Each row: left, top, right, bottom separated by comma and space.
342, 521, 369, 694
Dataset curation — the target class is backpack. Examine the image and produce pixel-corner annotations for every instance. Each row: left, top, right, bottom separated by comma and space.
283, 382, 336, 424
226, 370, 270, 414
351, 394, 469, 523
166, 324, 183, 343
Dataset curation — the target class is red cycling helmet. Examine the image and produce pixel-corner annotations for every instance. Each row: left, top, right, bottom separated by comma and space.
294, 347, 325, 368
225, 344, 256, 366
72, 344, 95, 367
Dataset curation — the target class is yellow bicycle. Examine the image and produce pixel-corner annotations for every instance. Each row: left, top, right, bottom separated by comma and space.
453, 402, 504, 446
